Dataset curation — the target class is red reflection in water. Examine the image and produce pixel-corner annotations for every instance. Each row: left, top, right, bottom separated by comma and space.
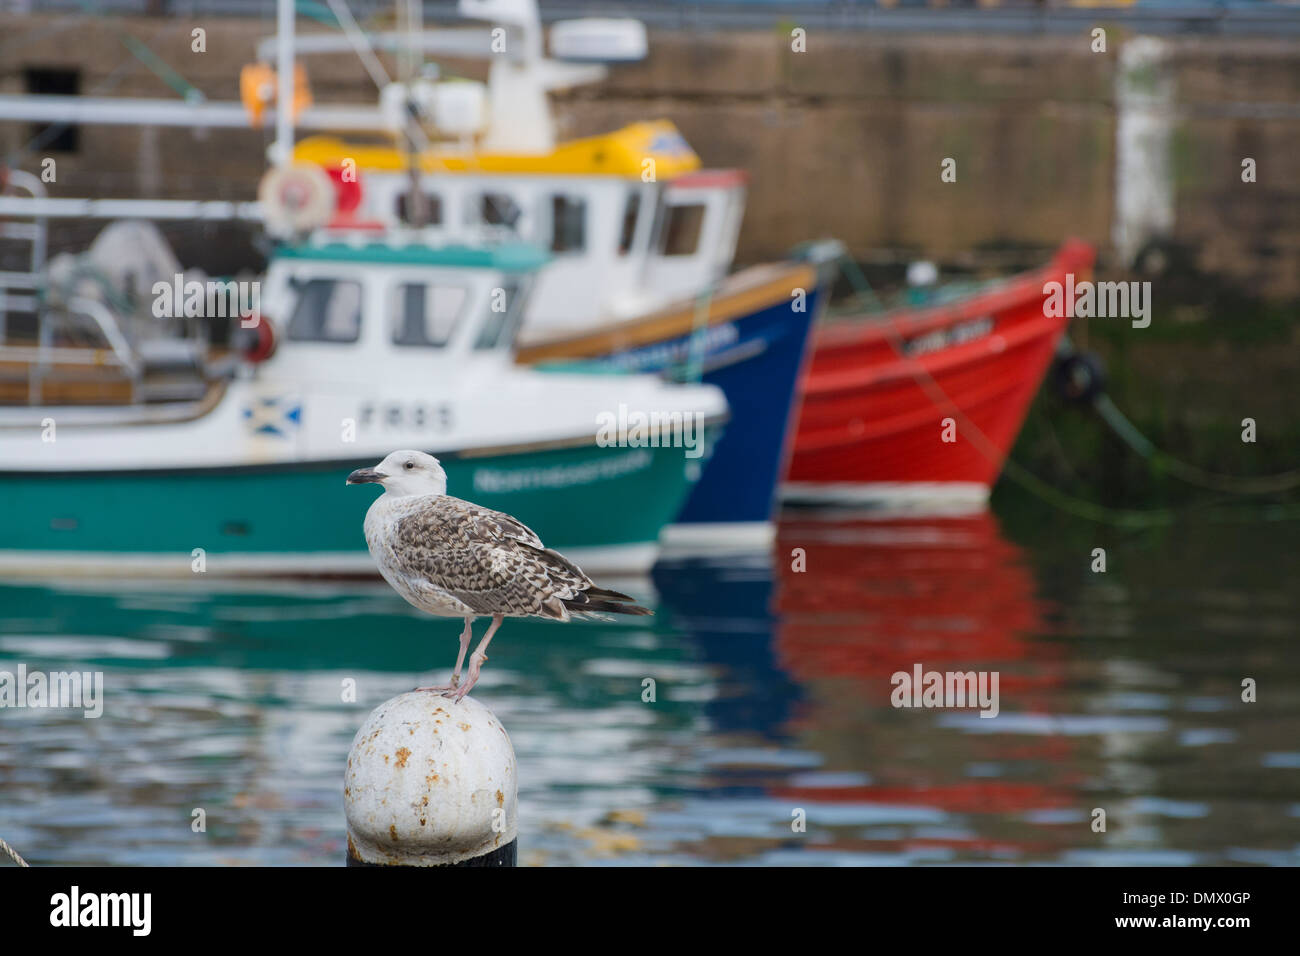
771, 510, 1078, 831
776, 510, 1065, 699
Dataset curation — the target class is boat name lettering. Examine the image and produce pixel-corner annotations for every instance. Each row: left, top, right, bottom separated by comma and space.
472, 449, 654, 495
903, 316, 993, 357
606, 323, 740, 373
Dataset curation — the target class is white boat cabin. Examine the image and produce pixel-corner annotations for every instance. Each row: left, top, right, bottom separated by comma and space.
260, 240, 540, 375
293, 125, 748, 343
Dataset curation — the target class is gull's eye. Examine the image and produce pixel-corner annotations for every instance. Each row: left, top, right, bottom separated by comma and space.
404, 461, 415, 470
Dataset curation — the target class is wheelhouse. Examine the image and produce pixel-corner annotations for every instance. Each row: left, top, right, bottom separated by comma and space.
293, 122, 748, 340
259, 240, 545, 380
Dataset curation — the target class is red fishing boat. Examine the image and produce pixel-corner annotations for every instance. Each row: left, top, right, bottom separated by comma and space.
785, 240, 1095, 506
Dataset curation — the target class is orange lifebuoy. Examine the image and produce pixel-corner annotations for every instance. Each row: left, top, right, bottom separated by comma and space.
243, 314, 277, 363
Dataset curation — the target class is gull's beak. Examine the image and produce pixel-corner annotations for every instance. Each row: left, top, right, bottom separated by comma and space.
346, 467, 386, 485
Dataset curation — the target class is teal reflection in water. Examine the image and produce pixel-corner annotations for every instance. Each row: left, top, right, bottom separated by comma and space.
1, 511, 1298, 866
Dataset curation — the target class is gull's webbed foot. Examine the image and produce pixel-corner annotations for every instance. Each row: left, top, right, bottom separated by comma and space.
416, 673, 460, 694
442, 653, 485, 702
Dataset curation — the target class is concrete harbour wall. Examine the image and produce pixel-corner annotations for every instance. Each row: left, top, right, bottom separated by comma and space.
0, 14, 1297, 297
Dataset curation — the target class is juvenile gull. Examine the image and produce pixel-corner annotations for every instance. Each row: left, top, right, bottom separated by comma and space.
347, 450, 652, 700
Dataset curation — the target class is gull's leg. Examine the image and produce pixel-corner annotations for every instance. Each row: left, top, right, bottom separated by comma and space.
447, 613, 503, 701
450, 617, 473, 687
416, 617, 474, 692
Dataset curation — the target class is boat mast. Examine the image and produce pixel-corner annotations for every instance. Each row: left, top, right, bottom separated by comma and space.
273, 0, 296, 167
399, 0, 429, 228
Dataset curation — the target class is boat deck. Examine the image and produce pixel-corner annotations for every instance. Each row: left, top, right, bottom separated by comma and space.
0, 342, 231, 407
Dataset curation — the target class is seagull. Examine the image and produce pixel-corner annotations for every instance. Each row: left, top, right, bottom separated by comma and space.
347, 450, 652, 700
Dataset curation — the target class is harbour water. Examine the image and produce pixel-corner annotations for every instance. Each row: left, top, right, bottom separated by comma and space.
1, 498, 1297, 866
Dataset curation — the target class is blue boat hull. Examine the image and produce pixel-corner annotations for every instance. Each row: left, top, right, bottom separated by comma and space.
580, 286, 824, 529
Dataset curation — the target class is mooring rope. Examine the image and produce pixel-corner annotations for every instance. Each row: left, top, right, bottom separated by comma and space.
832, 253, 1300, 518
833, 255, 1178, 527
0, 835, 29, 867
885, 327, 1178, 528
1089, 391, 1300, 495
837, 254, 1300, 504
684, 285, 714, 385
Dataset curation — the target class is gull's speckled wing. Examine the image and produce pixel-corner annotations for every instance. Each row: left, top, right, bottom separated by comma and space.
383, 494, 593, 619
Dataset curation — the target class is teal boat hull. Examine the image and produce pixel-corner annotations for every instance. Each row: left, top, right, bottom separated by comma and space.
0, 439, 701, 575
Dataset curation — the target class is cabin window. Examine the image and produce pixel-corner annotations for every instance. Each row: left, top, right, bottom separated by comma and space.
480, 193, 522, 230
550, 195, 586, 253
660, 203, 705, 257
395, 191, 443, 226
286, 279, 362, 343
473, 279, 525, 350
618, 191, 641, 255
389, 283, 467, 348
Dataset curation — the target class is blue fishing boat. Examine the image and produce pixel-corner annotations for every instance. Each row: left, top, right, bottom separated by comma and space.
518, 260, 827, 547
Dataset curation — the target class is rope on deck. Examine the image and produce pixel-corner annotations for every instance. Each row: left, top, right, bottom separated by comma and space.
0, 835, 29, 867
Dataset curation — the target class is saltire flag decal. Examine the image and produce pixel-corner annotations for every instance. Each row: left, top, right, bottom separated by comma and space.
243, 395, 303, 437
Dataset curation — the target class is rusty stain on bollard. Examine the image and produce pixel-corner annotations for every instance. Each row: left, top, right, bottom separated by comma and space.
344, 692, 518, 867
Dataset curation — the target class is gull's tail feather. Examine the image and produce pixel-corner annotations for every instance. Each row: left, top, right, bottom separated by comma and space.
586, 586, 644, 605
564, 586, 653, 617
572, 599, 654, 616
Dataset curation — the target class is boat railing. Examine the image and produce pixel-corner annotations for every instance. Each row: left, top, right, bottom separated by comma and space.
66, 297, 144, 377
0, 296, 143, 406
0, 172, 213, 406
0, 169, 49, 344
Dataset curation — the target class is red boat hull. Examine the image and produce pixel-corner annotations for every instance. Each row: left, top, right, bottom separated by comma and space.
786, 240, 1095, 503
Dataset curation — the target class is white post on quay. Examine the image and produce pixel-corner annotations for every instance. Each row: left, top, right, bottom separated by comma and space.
344, 692, 518, 867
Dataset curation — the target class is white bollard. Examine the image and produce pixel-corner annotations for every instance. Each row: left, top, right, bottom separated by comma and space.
344, 691, 518, 867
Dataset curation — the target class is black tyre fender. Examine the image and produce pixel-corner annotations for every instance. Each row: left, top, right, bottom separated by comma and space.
1052, 349, 1107, 404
